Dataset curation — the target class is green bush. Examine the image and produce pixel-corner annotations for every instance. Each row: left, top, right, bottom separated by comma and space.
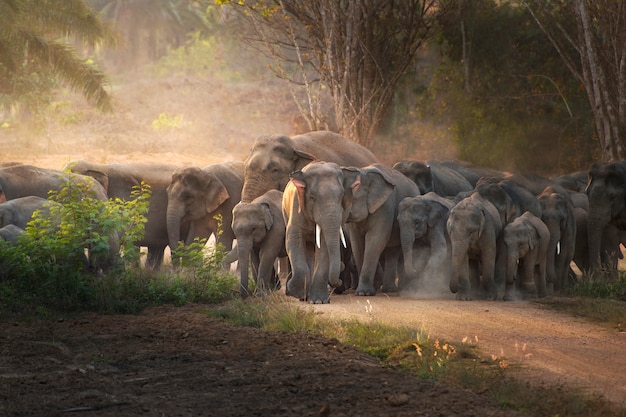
0, 178, 237, 315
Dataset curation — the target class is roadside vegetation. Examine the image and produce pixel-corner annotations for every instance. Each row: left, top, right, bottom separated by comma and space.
209, 293, 626, 417
0, 179, 237, 317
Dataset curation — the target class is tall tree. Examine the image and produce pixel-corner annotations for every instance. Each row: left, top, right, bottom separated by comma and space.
219, 0, 444, 147
428, 0, 596, 174
521, 0, 626, 162
0, 0, 115, 112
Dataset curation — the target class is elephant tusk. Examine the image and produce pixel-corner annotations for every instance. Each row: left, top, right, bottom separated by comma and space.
340, 226, 347, 248
557, 241, 561, 255
316, 224, 321, 248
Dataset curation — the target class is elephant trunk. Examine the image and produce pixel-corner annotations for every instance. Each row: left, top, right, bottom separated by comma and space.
506, 249, 519, 287
318, 214, 343, 288
241, 177, 273, 203
167, 200, 186, 256
587, 202, 610, 274
449, 236, 469, 294
400, 228, 418, 279
236, 238, 253, 296
544, 221, 560, 291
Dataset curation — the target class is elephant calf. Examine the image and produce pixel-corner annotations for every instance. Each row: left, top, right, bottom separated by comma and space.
503, 212, 549, 300
0, 196, 56, 230
230, 190, 286, 296
397, 193, 453, 296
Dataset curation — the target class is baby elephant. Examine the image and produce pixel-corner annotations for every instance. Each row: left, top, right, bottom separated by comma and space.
0, 196, 55, 229
230, 190, 286, 296
503, 211, 550, 300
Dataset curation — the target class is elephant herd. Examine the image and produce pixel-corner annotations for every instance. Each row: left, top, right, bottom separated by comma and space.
1, 130, 624, 303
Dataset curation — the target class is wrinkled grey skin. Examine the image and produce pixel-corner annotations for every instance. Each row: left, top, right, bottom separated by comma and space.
446, 192, 504, 300
397, 192, 453, 296
166, 162, 244, 262
476, 177, 542, 220
0, 164, 118, 270
229, 190, 286, 296
537, 185, 576, 292
344, 164, 420, 296
0, 196, 54, 229
241, 130, 377, 203
503, 212, 549, 301
65, 160, 180, 269
392, 160, 473, 197
585, 161, 626, 274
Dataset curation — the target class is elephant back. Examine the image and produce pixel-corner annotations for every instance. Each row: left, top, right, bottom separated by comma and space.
291, 131, 378, 167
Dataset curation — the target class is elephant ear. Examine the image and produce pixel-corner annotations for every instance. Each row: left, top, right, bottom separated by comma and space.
260, 202, 274, 230
203, 173, 230, 214
289, 170, 307, 213
519, 221, 535, 251
364, 168, 394, 214
84, 169, 109, 194
293, 149, 317, 171
427, 202, 446, 228
341, 167, 361, 210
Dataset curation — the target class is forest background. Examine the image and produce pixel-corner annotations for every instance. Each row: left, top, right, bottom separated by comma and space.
1, 0, 619, 175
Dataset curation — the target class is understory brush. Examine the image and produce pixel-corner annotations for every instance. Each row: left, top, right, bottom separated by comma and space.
0, 179, 236, 316
208, 294, 625, 417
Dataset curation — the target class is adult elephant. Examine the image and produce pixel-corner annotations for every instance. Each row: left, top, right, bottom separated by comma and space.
166, 162, 244, 261
397, 192, 453, 296
241, 130, 377, 202
446, 191, 504, 300
229, 190, 286, 296
65, 160, 180, 269
282, 162, 359, 303
392, 160, 474, 197
0, 164, 108, 202
537, 185, 576, 292
344, 164, 421, 296
585, 161, 626, 274
503, 211, 549, 301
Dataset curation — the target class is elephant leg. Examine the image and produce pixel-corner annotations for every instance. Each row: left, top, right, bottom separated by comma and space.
285, 230, 308, 300
309, 245, 331, 304
355, 236, 387, 296
380, 247, 401, 293
480, 246, 498, 300
145, 245, 165, 270
467, 258, 481, 300
257, 248, 279, 294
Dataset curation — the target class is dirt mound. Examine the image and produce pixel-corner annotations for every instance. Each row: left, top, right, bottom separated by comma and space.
0, 304, 520, 417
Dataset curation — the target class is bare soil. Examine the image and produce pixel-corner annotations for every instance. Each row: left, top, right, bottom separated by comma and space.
1, 69, 625, 416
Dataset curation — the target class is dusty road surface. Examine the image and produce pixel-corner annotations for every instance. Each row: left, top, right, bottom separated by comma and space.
310, 292, 626, 406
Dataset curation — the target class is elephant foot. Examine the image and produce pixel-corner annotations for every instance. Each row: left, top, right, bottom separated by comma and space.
355, 285, 377, 296
380, 284, 399, 293
307, 296, 331, 304
285, 281, 306, 301
455, 292, 473, 301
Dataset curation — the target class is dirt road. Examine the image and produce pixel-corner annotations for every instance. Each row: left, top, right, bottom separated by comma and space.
310, 293, 626, 406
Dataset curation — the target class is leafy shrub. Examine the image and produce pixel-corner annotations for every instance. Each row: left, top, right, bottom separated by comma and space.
0, 178, 237, 315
